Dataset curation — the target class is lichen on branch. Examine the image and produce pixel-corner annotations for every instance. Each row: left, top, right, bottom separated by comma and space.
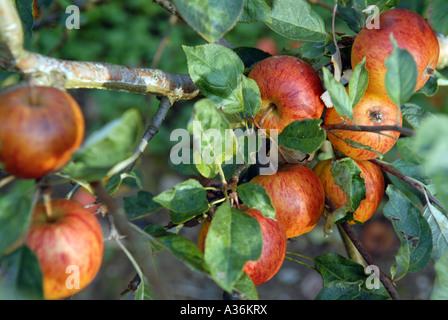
0, 0, 200, 102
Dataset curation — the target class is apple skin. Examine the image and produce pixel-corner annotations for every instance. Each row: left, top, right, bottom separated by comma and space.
324, 92, 402, 160
72, 187, 101, 214
198, 208, 286, 286
248, 55, 325, 134
0, 86, 85, 179
256, 37, 278, 56
250, 164, 325, 238
25, 199, 104, 300
315, 159, 385, 224
351, 8, 439, 97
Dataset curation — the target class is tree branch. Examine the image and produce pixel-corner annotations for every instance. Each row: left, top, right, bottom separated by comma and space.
370, 159, 447, 214
0, 0, 200, 103
322, 123, 414, 137
325, 195, 400, 300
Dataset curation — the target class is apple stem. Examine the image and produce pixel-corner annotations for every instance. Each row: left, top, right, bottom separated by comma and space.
0, 174, 15, 189
259, 104, 275, 126
42, 189, 54, 221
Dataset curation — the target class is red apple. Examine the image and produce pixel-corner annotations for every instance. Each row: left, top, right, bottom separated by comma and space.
0, 86, 85, 179
72, 187, 101, 214
198, 208, 286, 286
250, 164, 325, 238
26, 199, 104, 300
316, 159, 385, 224
256, 37, 278, 56
323, 92, 402, 160
248, 55, 325, 134
351, 8, 439, 97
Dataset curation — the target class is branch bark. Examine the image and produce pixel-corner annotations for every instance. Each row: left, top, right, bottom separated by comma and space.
370, 159, 447, 214
325, 195, 400, 300
0, 0, 200, 103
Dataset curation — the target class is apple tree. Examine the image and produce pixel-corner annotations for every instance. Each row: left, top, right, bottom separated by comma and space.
1, 0, 448, 301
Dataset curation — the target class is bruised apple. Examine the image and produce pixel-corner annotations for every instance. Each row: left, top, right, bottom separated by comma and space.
324, 92, 402, 160
0, 86, 85, 179
250, 164, 325, 238
26, 199, 104, 300
351, 8, 439, 97
315, 159, 385, 224
198, 208, 286, 286
248, 55, 325, 134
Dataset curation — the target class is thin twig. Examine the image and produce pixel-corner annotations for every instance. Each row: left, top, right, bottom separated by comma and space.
370, 159, 447, 214
325, 195, 400, 300
322, 123, 414, 137
91, 181, 168, 299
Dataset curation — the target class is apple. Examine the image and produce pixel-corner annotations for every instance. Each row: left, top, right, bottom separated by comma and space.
250, 164, 325, 238
248, 55, 325, 134
315, 158, 385, 224
72, 187, 102, 214
351, 8, 439, 97
26, 198, 104, 300
0, 86, 85, 179
323, 92, 402, 160
255, 37, 278, 56
198, 208, 286, 286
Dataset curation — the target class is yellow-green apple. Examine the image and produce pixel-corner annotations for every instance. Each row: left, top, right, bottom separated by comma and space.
250, 164, 325, 238
323, 92, 402, 160
316, 158, 385, 224
351, 8, 439, 97
0, 86, 85, 179
26, 199, 104, 300
248, 55, 325, 134
198, 208, 286, 286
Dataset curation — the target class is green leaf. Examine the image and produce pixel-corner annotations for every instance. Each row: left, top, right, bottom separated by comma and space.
144, 224, 206, 274
423, 204, 448, 262
385, 34, 418, 105
233, 273, 259, 300
278, 119, 326, 154
336, 0, 367, 34
66, 108, 143, 181
15, 0, 34, 47
265, 0, 327, 42
349, 57, 369, 107
241, 75, 262, 118
188, 99, 238, 178
322, 67, 353, 120
0, 180, 34, 255
106, 171, 142, 196
0, 245, 44, 300
240, 0, 271, 23
383, 185, 433, 278
330, 158, 366, 214
300, 41, 326, 60
314, 253, 390, 300
204, 201, 262, 292
431, 250, 448, 300
413, 115, 448, 211
237, 182, 276, 220
427, 0, 448, 35
183, 44, 246, 114
401, 103, 435, 129
153, 179, 209, 224
233, 46, 271, 70
123, 191, 163, 221
172, 0, 244, 43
